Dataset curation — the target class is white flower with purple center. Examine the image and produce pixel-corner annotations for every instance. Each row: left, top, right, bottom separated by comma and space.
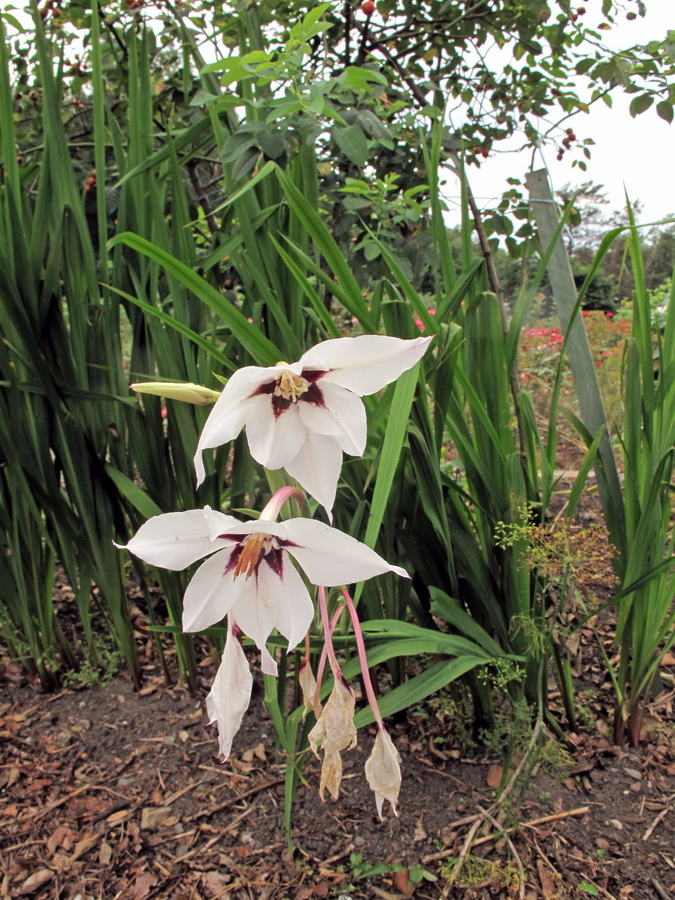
116, 495, 407, 677
193, 335, 432, 515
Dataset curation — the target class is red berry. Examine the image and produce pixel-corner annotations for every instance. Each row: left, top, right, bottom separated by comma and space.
361, 0, 376, 15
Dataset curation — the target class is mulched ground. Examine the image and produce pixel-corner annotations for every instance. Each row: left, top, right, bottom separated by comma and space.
1, 659, 674, 900
1, 449, 674, 900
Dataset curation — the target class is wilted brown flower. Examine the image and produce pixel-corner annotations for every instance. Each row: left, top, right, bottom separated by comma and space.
308, 675, 357, 800
365, 726, 401, 819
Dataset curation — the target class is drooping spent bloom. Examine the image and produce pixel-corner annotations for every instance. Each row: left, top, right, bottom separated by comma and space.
206, 615, 252, 760
299, 656, 318, 720
365, 725, 402, 819
116, 497, 408, 677
309, 674, 357, 801
193, 335, 433, 515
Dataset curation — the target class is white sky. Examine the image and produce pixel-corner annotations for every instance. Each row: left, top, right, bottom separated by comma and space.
441, 0, 675, 228
6, 0, 671, 226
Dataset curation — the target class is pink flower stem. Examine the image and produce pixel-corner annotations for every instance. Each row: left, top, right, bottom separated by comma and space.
315, 587, 344, 716
341, 587, 383, 729
260, 485, 307, 522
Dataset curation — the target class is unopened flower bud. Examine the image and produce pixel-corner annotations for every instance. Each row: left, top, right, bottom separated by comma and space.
365, 726, 401, 819
131, 381, 221, 405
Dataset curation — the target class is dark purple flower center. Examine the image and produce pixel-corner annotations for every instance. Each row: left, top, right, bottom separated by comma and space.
250, 368, 328, 420
221, 532, 298, 582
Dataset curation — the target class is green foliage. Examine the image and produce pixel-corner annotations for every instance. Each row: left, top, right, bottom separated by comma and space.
63, 644, 124, 689
440, 854, 521, 891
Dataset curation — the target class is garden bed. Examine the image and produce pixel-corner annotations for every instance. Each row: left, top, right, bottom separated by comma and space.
1, 649, 673, 900
2, 442, 674, 900
2, 454, 674, 900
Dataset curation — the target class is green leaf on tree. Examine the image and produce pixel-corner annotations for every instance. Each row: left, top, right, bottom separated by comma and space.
629, 93, 653, 117
656, 100, 674, 124
333, 125, 368, 168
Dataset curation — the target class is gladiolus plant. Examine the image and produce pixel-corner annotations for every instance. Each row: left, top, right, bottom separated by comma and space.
119, 336, 431, 814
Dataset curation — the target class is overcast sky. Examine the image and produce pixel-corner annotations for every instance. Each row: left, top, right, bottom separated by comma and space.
442, 0, 675, 228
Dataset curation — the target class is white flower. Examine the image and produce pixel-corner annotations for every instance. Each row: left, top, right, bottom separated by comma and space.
117, 506, 407, 676
193, 335, 433, 515
365, 726, 402, 819
206, 616, 252, 760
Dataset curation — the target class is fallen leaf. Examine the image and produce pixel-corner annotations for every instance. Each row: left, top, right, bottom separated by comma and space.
99, 840, 113, 865
393, 869, 415, 895
46, 824, 73, 854
413, 814, 427, 843
487, 765, 504, 788
159, 814, 180, 827
107, 809, 132, 825
201, 871, 232, 895
537, 860, 560, 899
69, 833, 101, 864
128, 870, 158, 900
17, 869, 54, 894
640, 714, 663, 742
140, 807, 174, 830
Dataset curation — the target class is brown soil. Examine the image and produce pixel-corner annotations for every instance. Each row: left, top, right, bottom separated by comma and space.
1, 449, 674, 900
1, 662, 674, 900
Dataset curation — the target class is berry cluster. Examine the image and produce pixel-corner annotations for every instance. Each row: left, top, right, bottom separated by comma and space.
556, 127, 576, 161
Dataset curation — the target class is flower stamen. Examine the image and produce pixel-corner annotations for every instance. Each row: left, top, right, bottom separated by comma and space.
232, 532, 269, 579
274, 369, 309, 402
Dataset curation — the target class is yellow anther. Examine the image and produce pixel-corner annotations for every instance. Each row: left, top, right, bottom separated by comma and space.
274, 370, 309, 402
232, 532, 268, 580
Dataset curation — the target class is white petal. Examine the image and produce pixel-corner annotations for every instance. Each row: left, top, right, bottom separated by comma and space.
181, 549, 246, 632
231, 555, 314, 657
300, 335, 432, 396
206, 633, 252, 760
194, 366, 283, 485
229, 574, 276, 658
245, 399, 308, 470
280, 519, 409, 585
206, 516, 289, 541
117, 510, 231, 570
283, 432, 343, 518
298, 382, 366, 456
260, 556, 315, 651
203, 505, 248, 541
260, 644, 278, 677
